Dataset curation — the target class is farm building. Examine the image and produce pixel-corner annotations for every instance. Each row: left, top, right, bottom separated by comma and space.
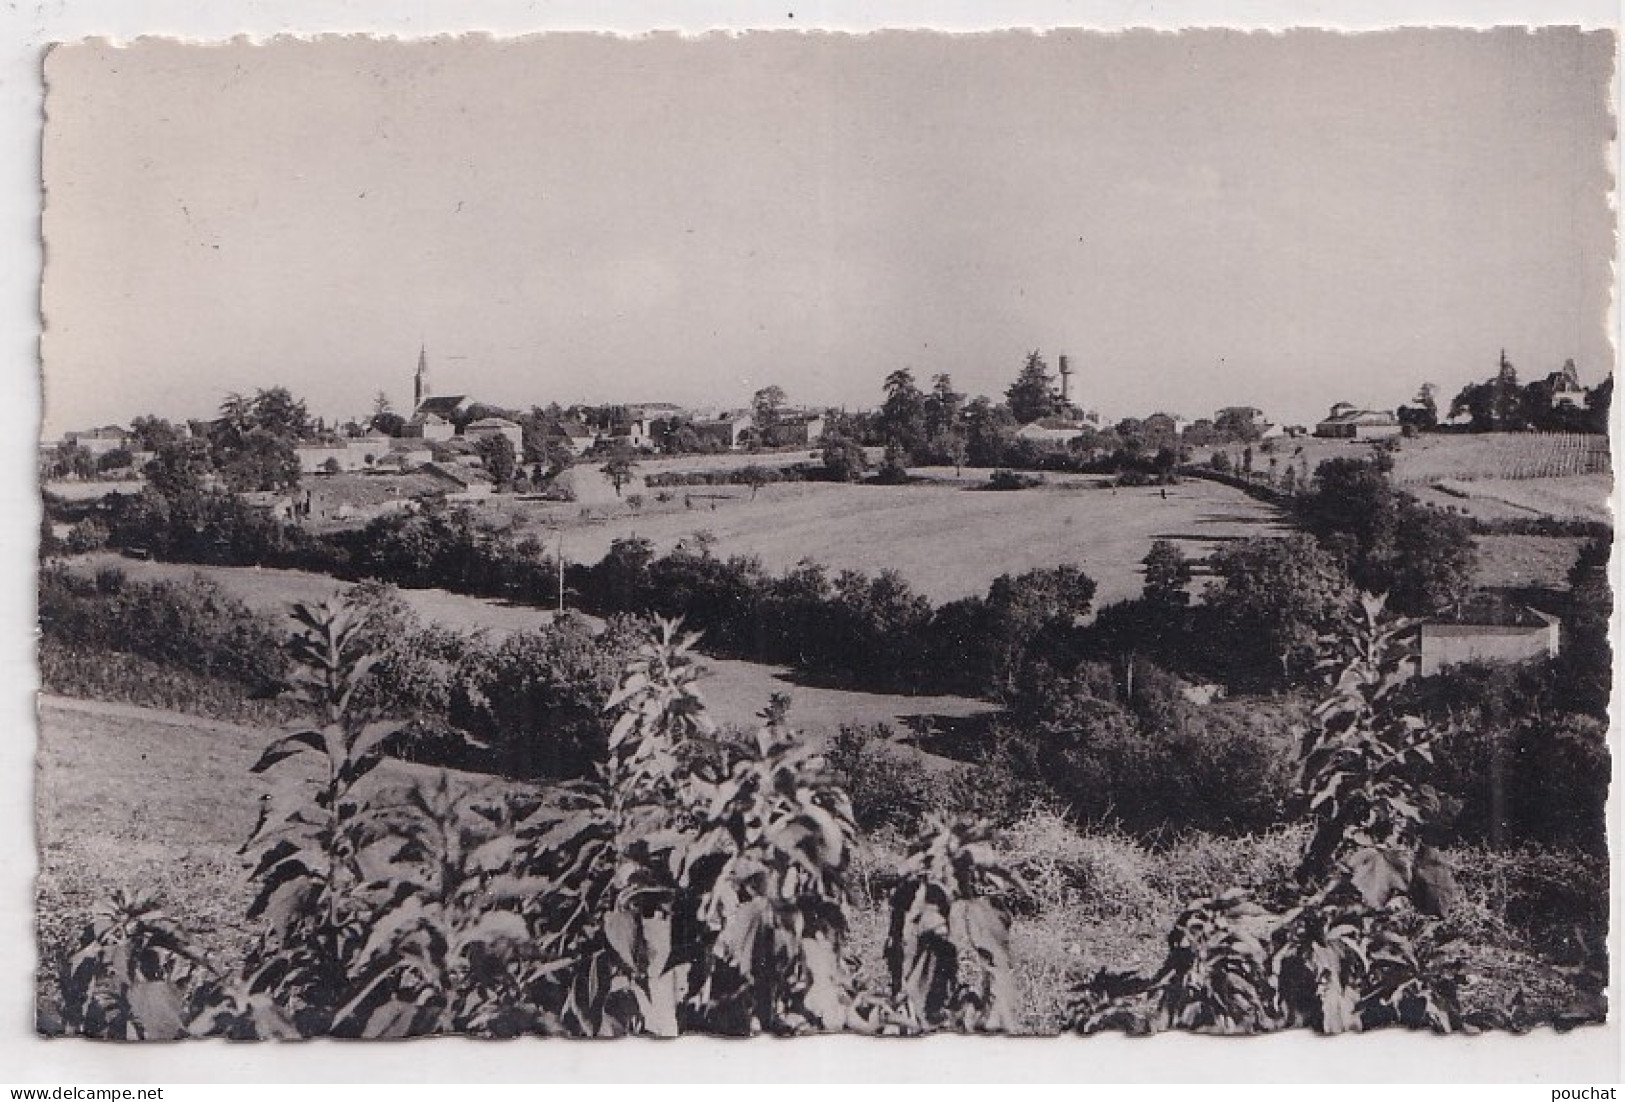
773, 412, 828, 445
1417, 600, 1559, 676
1314, 403, 1402, 440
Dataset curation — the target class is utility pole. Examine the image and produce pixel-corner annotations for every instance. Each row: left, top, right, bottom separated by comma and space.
556, 528, 566, 612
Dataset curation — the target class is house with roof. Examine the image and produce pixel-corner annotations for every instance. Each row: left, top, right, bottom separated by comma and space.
1417, 599, 1560, 676
404, 411, 458, 442
540, 419, 597, 457
1314, 402, 1402, 440
296, 442, 363, 475
690, 411, 756, 451
464, 416, 524, 455
1544, 360, 1587, 410
421, 461, 496, 500
771, 411, 828, 446
65, 425, 130, 458
1017, 417, 1094, 448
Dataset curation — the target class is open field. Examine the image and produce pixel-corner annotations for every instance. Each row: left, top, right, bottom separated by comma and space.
496, 476, 1291, 606
1473, 535, 1588, 592
1425, 475, 1613, 525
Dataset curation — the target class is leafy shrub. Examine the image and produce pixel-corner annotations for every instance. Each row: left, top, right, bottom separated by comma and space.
1070, 596, 1476, 1035
826, 725, 1032, 836
449, 612, 646, 780
59, 604, 1017, 1038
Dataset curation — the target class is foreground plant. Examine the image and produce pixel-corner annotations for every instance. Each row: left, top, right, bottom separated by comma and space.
1069, 594, 1468, 1034
58, 600, 1014, 1038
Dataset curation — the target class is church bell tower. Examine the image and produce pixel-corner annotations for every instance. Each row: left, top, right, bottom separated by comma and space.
414, 345, 430, 410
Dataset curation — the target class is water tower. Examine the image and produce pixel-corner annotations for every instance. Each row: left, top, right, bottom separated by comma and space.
1058, 354, 1074, 405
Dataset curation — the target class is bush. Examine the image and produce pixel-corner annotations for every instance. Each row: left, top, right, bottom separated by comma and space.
64, 519, 109, 555
986, 468, 1043, 491
448, 612, 646, 780
826, 725, 1030, 836
348, 506, 556, 603
38, 564, 290, 690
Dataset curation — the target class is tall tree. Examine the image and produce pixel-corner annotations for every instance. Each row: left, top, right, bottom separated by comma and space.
599, 441, 639, 497
248, 387, 312, 440
1492, 350, 1524, 430
877, 369, 928, 458
1005, 351, 1059, 425
218, 428, 300, 492
923, 373, 964, 446
475, 432, 518, 488
1399, 383, 1439, 431
128, 415, 184, 453
963, 396, 1017, 467
1585, 374, 1612, 434
752, 385, 789, 446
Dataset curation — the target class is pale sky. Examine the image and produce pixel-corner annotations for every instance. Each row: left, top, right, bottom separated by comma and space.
39, 28, 1615, 437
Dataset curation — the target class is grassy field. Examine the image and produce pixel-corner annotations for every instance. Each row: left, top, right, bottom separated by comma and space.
1473, 535, 1587, 592
497, 476, 1290, 606
1426, 475, 1613, 525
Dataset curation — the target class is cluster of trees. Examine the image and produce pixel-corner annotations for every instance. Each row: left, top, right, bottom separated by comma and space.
569, 538, 1104, 697
341, 506, 559, 601
41, 443, 138, 481
851, 353, 1252, 479
1430, 353, 1613, 433
98, 483, 337, 570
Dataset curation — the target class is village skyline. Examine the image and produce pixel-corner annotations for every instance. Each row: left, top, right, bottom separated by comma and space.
39, 30, 1614, 439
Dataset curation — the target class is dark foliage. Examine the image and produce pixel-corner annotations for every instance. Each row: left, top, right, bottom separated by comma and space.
38, 564, 290, 690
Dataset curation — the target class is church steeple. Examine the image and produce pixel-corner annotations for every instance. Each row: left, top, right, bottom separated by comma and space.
414, 345, 430, 410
